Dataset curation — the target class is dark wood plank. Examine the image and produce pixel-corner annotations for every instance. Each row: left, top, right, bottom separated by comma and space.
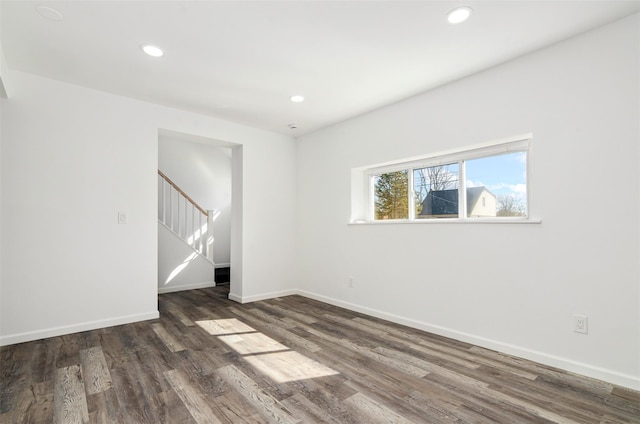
79, 347, 112, 395
53, 365, 89, 424
164, 369, 224, 424
85, 388, 126, 424
216, 364, 301, 424
2, 380, 54, 424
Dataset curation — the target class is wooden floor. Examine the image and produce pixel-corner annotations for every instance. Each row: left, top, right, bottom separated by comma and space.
1, 286, 639, 423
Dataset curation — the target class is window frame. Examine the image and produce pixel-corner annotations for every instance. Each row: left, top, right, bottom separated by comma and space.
363, 134, 532, 223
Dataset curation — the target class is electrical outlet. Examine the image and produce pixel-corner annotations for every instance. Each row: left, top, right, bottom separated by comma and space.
573, 315, 588, 334
118, 211, 128, 224
348, 276, 354, 288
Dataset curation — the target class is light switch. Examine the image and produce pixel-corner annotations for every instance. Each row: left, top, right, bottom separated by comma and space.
118, 212, 128, 224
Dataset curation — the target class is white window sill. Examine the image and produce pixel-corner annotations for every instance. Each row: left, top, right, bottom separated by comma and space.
349, 218, 542, 225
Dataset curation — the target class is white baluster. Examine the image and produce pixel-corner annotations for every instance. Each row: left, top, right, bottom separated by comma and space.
192, 207, 196, 249
184, 197, 188, 241
198, 213, 203, 254
206, 210, 215, 262
178, 193, 183, 237
169, 187, 174, 232
160, 178, 165, 224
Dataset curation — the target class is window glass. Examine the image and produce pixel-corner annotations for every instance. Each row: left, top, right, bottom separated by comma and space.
363, 137, 530, 223
465, 152, 527, 217
373, 170, 409, 220
414, 163, 459, 219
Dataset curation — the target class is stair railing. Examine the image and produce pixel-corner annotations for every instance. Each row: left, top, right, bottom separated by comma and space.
158, 170, 214, 262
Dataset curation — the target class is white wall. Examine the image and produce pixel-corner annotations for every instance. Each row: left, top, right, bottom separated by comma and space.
0, 49, 7, 98
0, 69, 296, 344
0, 6, 4, 319
158, 134, 232, 266
295, 14, 639, 389
0, 4, 8, 98
157, 222, 216, 293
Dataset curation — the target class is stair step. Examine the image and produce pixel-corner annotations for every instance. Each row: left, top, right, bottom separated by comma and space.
215, 267, 230, 284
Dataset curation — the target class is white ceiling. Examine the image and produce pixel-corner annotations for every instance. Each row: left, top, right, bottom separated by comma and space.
2, 1, 639, 136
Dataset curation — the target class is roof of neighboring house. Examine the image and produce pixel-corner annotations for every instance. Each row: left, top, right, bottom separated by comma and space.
420, 186, 495, 216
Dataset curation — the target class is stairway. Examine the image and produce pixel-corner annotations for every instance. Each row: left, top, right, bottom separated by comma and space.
157, 170, 216, 293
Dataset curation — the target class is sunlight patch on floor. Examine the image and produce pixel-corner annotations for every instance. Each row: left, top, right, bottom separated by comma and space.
196, 318, 256, 335
217, 332, 289, 355
244, 350, 339, 383
195, 318, 339, 383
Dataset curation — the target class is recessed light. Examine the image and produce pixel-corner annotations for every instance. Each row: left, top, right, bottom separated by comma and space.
141, 44, 164, 58
447, 6, 472, 24
288, 123, 299, 130
290, 95, 304, 103
35, 5, 63, 21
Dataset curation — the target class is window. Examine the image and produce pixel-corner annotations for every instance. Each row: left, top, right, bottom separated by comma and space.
373, 170, 409, 220
465, 152, 527, 218
414, 163, 459, 219
363, 135, 530, 222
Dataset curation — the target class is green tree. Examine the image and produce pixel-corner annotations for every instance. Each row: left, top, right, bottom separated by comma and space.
374, 171, 408, 219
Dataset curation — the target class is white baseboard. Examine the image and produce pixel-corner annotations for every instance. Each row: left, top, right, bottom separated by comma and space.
0, 311, 160, 347
228, 289, 298, 304
232, 287, 638, 391
158, 282, 216, 294
294, 289, 639, 391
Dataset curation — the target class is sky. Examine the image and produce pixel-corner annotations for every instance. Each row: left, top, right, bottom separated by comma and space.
465, 151, 527, 202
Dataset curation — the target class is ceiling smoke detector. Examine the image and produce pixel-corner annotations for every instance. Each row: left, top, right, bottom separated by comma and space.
288, 123, 299, 130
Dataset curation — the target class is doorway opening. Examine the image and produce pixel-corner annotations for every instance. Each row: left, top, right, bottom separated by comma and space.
157, 129, 242, 297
